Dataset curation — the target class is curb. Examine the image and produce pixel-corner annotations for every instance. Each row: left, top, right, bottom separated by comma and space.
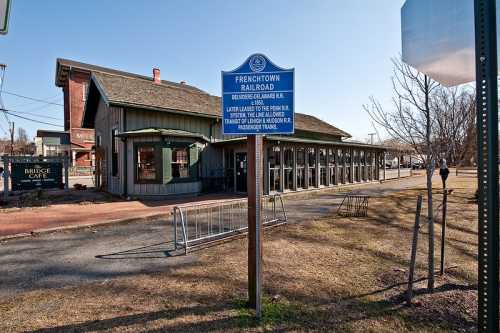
0, 212, 172, 242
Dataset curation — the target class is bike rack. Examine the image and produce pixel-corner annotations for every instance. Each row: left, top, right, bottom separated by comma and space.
172, 194, 287, 254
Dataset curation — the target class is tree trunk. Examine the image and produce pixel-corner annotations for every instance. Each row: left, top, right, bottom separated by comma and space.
424, 75, 435, 292
426, 160, 435, 292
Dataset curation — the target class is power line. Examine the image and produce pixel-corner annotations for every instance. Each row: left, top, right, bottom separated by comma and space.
6, 109, 62, 121
0, 108, 63, 127
1, 91, 64, 106
10, 95, 61, 109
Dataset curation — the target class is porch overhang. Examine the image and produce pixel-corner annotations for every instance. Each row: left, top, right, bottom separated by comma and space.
116, 128, 210, 142
212, 135, 386, 150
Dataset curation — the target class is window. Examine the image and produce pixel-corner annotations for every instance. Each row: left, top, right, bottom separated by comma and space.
172, 148, 189, 178
338, 149, 344, 184
137, 146, 157, 181
360, 150, 366, 181
268, 146, 281, 192
328, 148, 336, 185
353, 150, 360, 182
319, 148, 327, 186
225, 149, 235, 191
308, 148, 316, 187
111, 129, 119, 176
283, 147, 293, 191
345, 149, 351, 183
82, 82, 88, 102
296, 147, 306, 189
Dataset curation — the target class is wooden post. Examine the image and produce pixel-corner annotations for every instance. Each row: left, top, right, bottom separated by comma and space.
2, 156, 8, 201
440, 190, 448, 275
407, 195, 423, 306
247, 135, 263, 317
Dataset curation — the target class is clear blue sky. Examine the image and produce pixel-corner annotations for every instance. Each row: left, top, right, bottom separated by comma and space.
0, 0, 404, 141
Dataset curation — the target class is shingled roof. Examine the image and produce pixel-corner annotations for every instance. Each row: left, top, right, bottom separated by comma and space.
92, 71, 221, 118
79, 61, 351, 138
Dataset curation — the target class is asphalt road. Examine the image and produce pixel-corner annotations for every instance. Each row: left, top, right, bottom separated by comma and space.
0, 174, 430, 297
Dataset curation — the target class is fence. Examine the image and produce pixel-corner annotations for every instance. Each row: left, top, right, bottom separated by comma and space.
172, 194, 287, 254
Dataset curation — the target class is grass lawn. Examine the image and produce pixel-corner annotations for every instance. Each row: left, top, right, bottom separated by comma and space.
0, 175, 479, 332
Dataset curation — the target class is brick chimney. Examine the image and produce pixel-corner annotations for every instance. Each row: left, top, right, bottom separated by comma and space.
153, 68, 161, 84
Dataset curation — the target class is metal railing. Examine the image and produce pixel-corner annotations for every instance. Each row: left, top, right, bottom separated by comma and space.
337, 194, 369, 217
172, 194, 287, 254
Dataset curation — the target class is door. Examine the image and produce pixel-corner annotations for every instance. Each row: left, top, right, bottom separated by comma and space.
235, 152, 247, 192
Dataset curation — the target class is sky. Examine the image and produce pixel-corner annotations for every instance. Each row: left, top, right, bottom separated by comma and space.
0, 0, 405, 141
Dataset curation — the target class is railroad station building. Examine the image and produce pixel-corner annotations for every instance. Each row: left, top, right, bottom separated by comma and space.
61, 60, 386, 197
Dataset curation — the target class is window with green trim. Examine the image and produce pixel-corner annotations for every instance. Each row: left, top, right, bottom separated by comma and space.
172, 148, 189, 179
137, 146, 157, 182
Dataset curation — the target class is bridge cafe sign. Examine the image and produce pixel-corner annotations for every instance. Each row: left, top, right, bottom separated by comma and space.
222, 54, 294, 135
11, 162, 63, 191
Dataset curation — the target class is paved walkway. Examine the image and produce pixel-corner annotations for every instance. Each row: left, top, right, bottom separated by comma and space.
0, 175, 431, 297
0, 193, 243, 238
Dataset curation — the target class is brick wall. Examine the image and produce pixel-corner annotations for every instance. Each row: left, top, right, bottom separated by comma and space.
65, 70, 95, 149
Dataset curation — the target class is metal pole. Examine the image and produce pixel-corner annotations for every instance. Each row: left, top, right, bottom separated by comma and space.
474, 0, 499, 332
247, 135, 263, 318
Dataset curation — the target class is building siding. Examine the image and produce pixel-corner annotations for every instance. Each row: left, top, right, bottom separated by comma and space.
126, 136, 203, 196
94, 99, 124, 195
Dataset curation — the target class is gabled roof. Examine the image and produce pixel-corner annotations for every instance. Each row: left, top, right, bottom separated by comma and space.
77, 60, 351, 138
91, 71, 221, 118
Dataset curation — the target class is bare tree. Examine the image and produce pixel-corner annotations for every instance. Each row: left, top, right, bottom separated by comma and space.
432, 87, 476, 166
16, 127, 28, 144
364, 58, 440, 292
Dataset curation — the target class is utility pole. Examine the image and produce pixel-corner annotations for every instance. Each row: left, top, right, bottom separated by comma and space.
9, 121, 13, 156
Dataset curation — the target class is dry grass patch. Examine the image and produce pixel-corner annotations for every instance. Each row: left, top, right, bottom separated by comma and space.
0, 175, 478, 332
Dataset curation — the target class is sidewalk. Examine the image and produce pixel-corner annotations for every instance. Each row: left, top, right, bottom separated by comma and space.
0, 193, 242, 239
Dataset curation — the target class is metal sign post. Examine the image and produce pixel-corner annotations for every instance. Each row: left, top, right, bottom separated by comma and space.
474, 1, 499, 332
402, 1, 500, 331
222, 54, 294, 317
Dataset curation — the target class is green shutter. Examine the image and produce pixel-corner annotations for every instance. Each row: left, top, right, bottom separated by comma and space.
189, 145, 199, 180
162, 147, 172, 184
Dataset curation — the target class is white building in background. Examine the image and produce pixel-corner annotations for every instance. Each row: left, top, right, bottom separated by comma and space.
35, 130, 71, 158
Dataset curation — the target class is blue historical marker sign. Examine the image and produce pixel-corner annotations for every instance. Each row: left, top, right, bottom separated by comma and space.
222, 54, 294, 135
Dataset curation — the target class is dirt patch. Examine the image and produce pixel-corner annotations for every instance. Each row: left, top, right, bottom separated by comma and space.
0, 175, 478, 332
